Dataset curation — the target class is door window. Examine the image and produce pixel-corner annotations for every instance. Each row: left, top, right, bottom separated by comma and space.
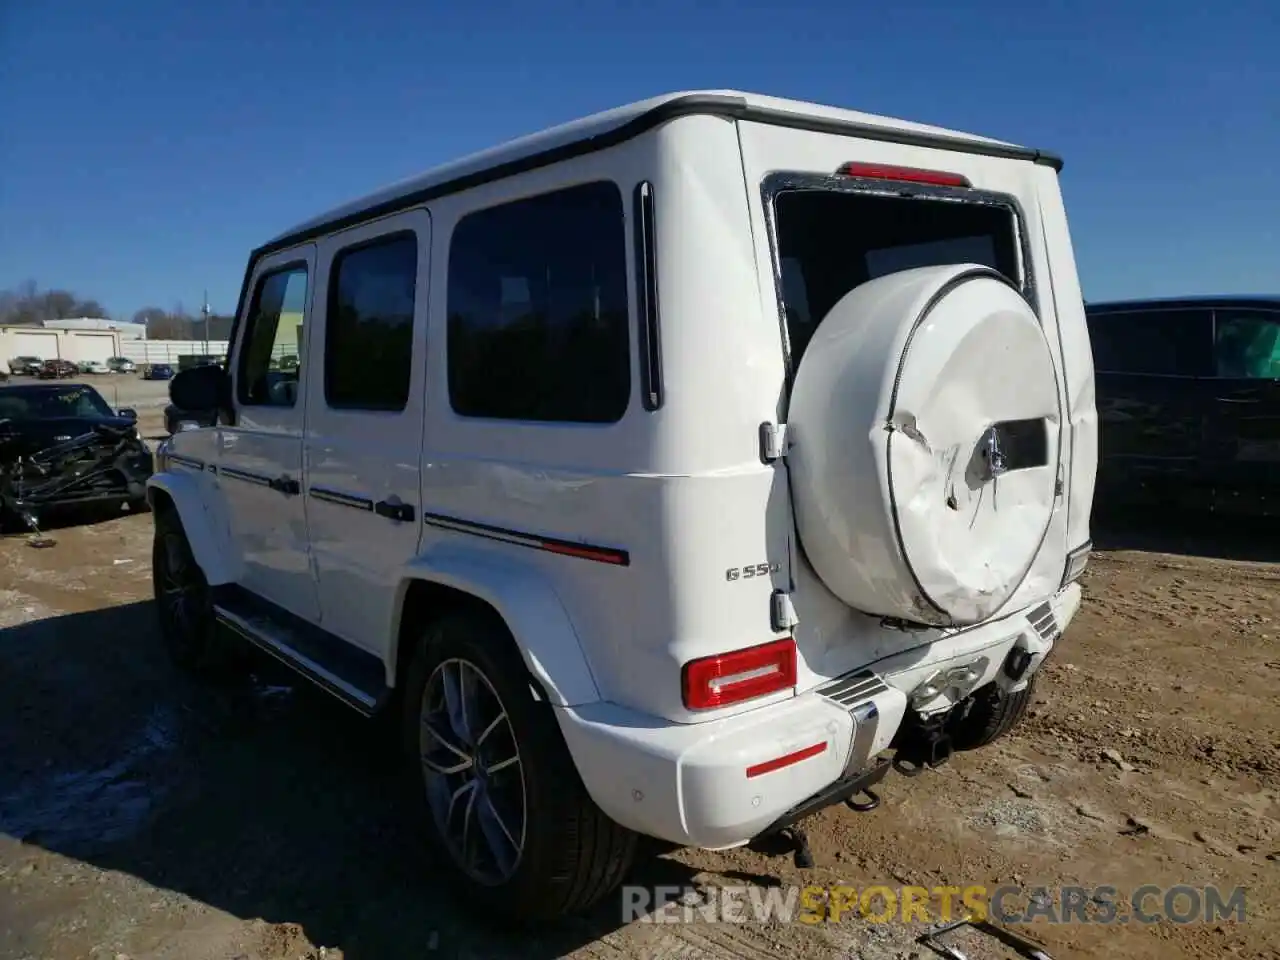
324, 233, 418, 411
1086, 309, 1212, 377
1213, 310, 1280, 379
238, 265, 309, 407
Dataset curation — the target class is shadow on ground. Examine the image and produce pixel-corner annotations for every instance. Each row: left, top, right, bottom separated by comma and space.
0, 501, 151, 541
0, 601, 705, 959
1092, 507, 1280, 564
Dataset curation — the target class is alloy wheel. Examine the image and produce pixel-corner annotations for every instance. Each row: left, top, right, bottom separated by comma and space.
419, 657, 527, 885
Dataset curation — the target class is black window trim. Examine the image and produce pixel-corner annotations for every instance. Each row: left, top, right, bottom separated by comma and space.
1087, 305, 1215, 379
632, 181, 664, 411
758, 170, 1038, 393
444, 178, 633, 426
236, 258, 310, 409
323, 228, 420, 413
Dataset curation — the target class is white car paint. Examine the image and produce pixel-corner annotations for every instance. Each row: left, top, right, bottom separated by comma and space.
217, 244, 322, 624
150, 90, 1097, 855
304, 208, 432, 658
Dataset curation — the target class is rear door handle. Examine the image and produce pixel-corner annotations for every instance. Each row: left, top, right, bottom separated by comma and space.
374, 499, 415, 522
269, 476, 301, 496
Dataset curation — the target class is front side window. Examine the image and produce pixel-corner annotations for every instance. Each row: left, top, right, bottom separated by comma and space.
1214, 309, 1280, 379
325, 233, 418, 411
446, 181, 631, 424
770, 184, 1022, 368
237, 265, 309, 407
1087, 309, 1213, 377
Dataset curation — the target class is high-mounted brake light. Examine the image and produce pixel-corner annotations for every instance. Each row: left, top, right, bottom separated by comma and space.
836, 162, 972, 188
682, 638, 797, 710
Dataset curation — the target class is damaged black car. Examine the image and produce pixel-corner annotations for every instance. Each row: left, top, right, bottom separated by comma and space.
0, 383, 154, 533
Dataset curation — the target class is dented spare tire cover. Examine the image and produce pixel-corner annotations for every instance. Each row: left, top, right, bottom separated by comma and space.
787, 264, 1062, 627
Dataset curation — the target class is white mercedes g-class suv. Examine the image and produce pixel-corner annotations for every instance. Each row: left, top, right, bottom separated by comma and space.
149, 90, 1097, 922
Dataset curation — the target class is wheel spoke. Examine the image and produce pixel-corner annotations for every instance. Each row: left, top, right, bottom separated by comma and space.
476, 795, 519, 876
442, 663, 471, 744
460, 780, 480, 867
475, 711, 506, 747
484, 755, 519, 775
447, 777, 476, 824
422, 714, 471, 762
483, 793, 519, 851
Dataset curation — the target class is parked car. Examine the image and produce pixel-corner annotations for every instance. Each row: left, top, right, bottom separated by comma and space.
142, 363, 174, 381
7, 356, 43, 376
0, 382, 151, 531
37, 359, 78, 379
78, 359, 110, 375
1086, 295, 1280, 516
177, 353, 220, 371
107, 356, 137, 374
149, 90, 1096, 922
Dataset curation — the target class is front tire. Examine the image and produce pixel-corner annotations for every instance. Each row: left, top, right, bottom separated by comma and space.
152, 506, 232, 675
401, 611, 636, 923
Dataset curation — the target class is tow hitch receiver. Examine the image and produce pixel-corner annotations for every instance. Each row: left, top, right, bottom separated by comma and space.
892, 713, 955, 777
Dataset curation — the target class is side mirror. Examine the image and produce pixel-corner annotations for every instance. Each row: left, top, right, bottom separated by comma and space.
118, 407, 138, 420
170, 363, 230, 412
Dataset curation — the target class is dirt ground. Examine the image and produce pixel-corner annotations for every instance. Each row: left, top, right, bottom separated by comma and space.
1, 429, 1277, 959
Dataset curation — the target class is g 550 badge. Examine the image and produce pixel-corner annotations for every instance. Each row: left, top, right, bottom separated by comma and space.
725, 562, 781, 582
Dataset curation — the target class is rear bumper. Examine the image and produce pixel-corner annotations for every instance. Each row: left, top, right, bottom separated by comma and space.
556, 583, 1081, 850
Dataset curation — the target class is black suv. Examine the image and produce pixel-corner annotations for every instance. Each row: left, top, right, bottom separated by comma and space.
1086, 296, 1280, 516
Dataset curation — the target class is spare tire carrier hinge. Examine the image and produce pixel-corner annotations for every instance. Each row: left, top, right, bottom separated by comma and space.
760, 422, 788, 463
771, 590, 800, 631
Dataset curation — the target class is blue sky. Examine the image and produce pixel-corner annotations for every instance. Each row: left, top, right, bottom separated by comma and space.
1, 0, 1276, 320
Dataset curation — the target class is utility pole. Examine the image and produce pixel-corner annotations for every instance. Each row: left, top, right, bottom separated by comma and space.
201, 291, 210, 355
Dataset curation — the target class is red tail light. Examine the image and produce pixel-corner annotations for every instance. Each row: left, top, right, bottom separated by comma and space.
836, 162, 971, 188
682, 638, 797, 710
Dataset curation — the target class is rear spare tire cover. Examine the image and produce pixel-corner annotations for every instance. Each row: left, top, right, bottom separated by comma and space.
787, 264, 1062, 626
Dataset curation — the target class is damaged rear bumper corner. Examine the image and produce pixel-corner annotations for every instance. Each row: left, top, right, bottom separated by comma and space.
876, 582, 1081, 715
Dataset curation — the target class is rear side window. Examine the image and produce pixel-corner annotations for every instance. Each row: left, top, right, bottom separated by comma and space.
771, 187, 1022, 368
325, 233, 418, 411
446, 181, 630, 424
1214, 309, 1280, 379
238, 265, 309, 407
1087, 309, 1212, 376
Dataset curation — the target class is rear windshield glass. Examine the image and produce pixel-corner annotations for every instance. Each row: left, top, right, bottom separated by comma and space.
772, 188, 1023, 367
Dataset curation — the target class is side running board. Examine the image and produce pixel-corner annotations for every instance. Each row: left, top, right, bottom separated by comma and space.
211, 585, 391, 716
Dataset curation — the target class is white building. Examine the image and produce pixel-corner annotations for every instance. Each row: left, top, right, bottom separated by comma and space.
36, 317, 148, 340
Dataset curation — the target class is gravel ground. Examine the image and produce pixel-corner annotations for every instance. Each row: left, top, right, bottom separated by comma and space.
1, 462, 1277, 959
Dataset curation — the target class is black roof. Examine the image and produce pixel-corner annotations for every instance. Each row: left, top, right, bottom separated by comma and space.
1086, 295, 1280, 313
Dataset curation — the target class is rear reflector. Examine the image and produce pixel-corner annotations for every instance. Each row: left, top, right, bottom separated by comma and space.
682, 638, 797, 710
836, 162, 972, 188
746, 741, 827, 779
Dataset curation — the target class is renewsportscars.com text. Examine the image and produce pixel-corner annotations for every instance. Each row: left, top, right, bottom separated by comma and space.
620, 883, 1248, 926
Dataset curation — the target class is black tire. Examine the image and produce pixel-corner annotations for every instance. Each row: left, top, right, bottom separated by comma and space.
152, 506, 235, 675
401, 610, 637, 924
948, 675, 1038, 751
